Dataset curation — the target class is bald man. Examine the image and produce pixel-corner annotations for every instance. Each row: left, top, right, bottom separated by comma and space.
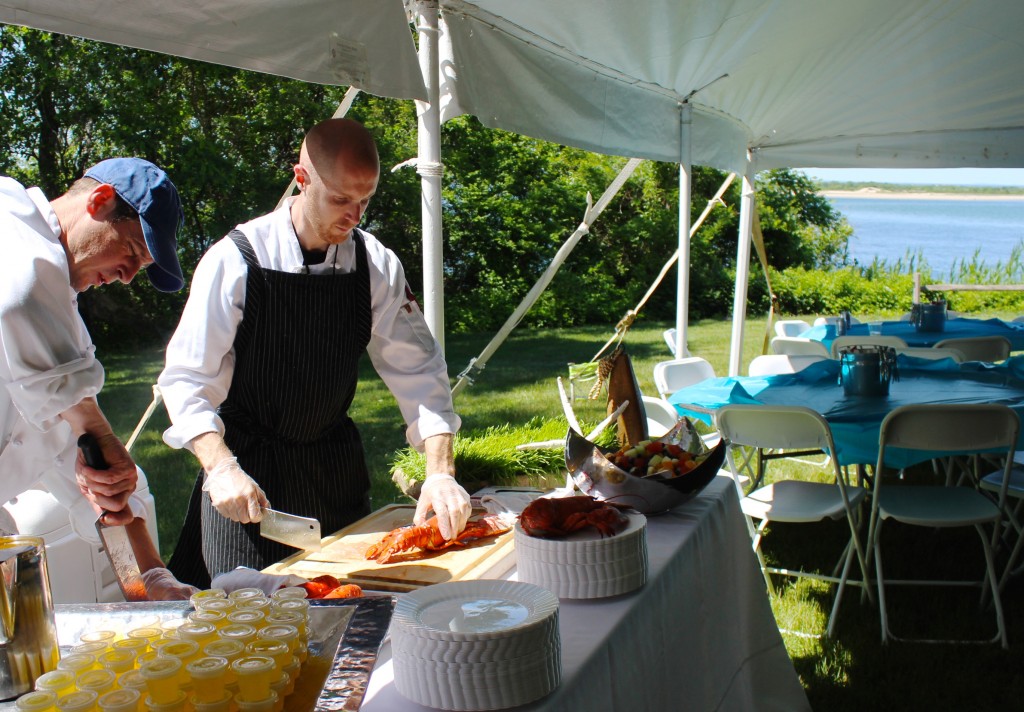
159, 119, 468, 585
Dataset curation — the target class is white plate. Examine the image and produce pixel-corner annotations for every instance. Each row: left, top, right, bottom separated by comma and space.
391, 615, 559, 663
392, 580, 559, 641
514, 510, 646, 549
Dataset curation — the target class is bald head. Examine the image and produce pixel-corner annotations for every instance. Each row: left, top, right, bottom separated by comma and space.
291, 118, 380, 251
299, 118, 379, 183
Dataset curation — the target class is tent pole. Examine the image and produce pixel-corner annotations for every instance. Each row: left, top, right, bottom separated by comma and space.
729, 155, 757, 376
414, 1, 445, 349
675, 103, 693, 359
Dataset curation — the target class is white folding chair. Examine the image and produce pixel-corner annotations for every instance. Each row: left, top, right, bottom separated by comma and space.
933, 336, 1012, 362
653, 357, 716, 401
774, 319, 812, 338
663, 328, 685, 357
716, 405, 871, 637
830, 335, 908, 359
748, 354, 827, 376
979, 457, 1024, 593
867, 404, 1019, 648
813, 315, 861, 327
770, 336, 831, 359
642, 395, 680, 438
895, 346, 965, 363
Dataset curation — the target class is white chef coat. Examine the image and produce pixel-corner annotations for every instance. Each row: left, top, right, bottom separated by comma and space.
159, 199, 460, 453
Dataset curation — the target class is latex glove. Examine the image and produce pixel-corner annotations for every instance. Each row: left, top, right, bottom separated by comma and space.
211, 567, 307, 596
414, 474, 471, 541
202, 457, 269, 524
141, 567, 200, 601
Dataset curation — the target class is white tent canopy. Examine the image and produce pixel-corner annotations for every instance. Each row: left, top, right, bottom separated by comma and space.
5, 0, 1024, 372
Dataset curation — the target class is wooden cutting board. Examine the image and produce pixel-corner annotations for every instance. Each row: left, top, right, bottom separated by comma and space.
261, 505, 516, 592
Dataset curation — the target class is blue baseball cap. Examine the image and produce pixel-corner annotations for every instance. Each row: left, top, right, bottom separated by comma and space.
84, 157, 185, 292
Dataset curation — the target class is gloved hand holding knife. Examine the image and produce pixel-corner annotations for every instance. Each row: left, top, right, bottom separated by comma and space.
202, 456, 269, 523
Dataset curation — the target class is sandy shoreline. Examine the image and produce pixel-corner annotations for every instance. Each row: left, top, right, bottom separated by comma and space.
820, 188, 1024, 201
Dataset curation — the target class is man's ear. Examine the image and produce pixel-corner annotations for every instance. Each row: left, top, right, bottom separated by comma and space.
85, 183, 117, 218
293, 164, 308, 191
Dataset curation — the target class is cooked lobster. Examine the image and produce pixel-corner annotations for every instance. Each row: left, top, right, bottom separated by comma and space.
518, 495, 629, 538
365, 513, 513, 565
299, 575, 363, 599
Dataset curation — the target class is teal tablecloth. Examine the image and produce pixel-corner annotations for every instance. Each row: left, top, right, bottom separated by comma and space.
669, 355, 1024, 468
802, 317, 1024, 351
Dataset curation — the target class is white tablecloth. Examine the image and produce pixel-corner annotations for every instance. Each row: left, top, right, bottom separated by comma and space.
361, 476, 810, 712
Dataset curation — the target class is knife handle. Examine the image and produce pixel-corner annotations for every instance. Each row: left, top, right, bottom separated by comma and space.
78, 433, 109, 470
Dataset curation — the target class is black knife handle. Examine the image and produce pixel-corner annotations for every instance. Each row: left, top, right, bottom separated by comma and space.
78, 433, 109, 470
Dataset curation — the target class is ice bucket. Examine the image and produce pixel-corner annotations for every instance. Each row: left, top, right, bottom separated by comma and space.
911, 300, 947, 333
838, 345, 898, 397
0, 537, 60, 700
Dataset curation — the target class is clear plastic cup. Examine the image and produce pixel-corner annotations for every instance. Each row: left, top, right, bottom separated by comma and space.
269, 672, 289, 708
147, 639, 177, 655
16, 690, 58, 712
225, 611, 265, 630
138, 658, 182, 705
78, 631, 117, 647
185, 657, 229, 704
158, 620, 185, 638
270, 587, 306, 602
75, 670, 116, 697
257, 625, 300, 659
156, 640, 200, 670
97, 650, 137, 675
35, 670, 77, 698
263, 612, 305, 644
282, 657, 299, 685
230, 657, 275, 703
201, 640, 245, 686
176, 622, 218, 648
143, 691, 187, 712
134, 652, 159, 670
96, 689, 139, 712
188, 611, 226, 629
217, 624, 257, 647
190, 690, 233, 712
56, 690, 98, 712
232, 690, 278, 712
226, 588, 265, 603
233, 598, 271, 615
127, 628, 163, 651
71, 642, 109, 658
194, 599, 234, 616
244, 641, 289, 676
111, 639, 148, 658
115, 669, 147, 695
57, 654, 97, 676
269, 599, 308, 620
189, 589, 227, 608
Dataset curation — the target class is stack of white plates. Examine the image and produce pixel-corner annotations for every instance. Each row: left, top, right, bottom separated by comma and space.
391, 580, 561, 710
515, 510, 648, 599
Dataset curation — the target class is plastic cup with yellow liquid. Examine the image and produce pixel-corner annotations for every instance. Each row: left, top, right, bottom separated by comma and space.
143, 691, 187, 712
188, 611, 227, 630
110, 639, 148, 659
217, 624, 257, 648
244, 641, 288, 679
263, 611, 306, 645
270, 587, 306, 602
75, 670, 116, 697
138, 658, 182, 706
156, 640, 200, 673
70, 642, 108, 659
190, 690, 233, 712
233, 598, 271, 615
257, 625, 301, 662
185, 657, 229, 704
97, 650, 136, 676
230, 657, 275, 703
225, 611, 265, 630
16, 690, 58, 712
226, 588, 265, 603
233, 689, 278, 712
281, 657, 299, 686
126, 627, 163, 652
176, 622, 218, 649
55, 690, 98, 712
35, 670, 77, 699
56, 654, 96, 677
195, 598, 235, 617
95, 689, 139, 712
114, 669, 147, 702
189, 589, 227, 608
201, 640, 244, 688
78, 631, 117, 648
269, 672, 290, 707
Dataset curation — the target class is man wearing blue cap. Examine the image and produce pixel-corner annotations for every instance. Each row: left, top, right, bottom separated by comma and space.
0, 158, 188, 595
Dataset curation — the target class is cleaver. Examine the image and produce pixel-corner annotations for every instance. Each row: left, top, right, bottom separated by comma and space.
260, 508, 322, 552
78, 434, 149, 602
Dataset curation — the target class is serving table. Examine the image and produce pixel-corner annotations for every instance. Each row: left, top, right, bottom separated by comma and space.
801, 317, 1024, 352
359, 476, 809, 712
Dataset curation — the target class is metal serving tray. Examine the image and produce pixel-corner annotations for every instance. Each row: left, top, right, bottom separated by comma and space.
1, 597, 394, 711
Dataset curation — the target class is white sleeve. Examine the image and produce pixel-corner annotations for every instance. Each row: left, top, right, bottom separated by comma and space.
158, 239, 247, 450
365, 244, 460, 451
1, 248, 103, 429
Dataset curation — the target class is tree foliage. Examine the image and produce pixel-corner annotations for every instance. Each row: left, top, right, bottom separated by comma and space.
1, 26, 849, 346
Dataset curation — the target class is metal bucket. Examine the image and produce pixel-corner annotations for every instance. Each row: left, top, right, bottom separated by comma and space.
0, 537, 60, 699
838, 346, 899, 397
911, 301, 947, 333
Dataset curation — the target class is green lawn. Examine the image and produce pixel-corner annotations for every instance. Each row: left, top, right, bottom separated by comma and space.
97, 313, 1024, 710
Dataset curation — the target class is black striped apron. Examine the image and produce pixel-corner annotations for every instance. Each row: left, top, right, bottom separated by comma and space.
169, 229, 372, 585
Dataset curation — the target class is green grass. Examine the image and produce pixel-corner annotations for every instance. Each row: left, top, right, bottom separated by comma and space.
97, 312, 1024, 710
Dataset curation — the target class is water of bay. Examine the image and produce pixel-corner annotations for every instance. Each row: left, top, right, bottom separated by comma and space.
826, 196, 1024, 279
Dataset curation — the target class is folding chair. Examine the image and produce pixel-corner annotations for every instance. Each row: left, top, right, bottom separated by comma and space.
895, 346, 965, 363
748, 354, 827, 376
814, 315, 861, 327
933, 336, 1011, 362
770, 337, 831, 359
642, 395, 681, 439
830, 335, 907, 359
716, 405, 871, 637
979, 457, 1024, 593
653, 357, 716, 400
774, 319, 812, 338
867, 404, 1018, 648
